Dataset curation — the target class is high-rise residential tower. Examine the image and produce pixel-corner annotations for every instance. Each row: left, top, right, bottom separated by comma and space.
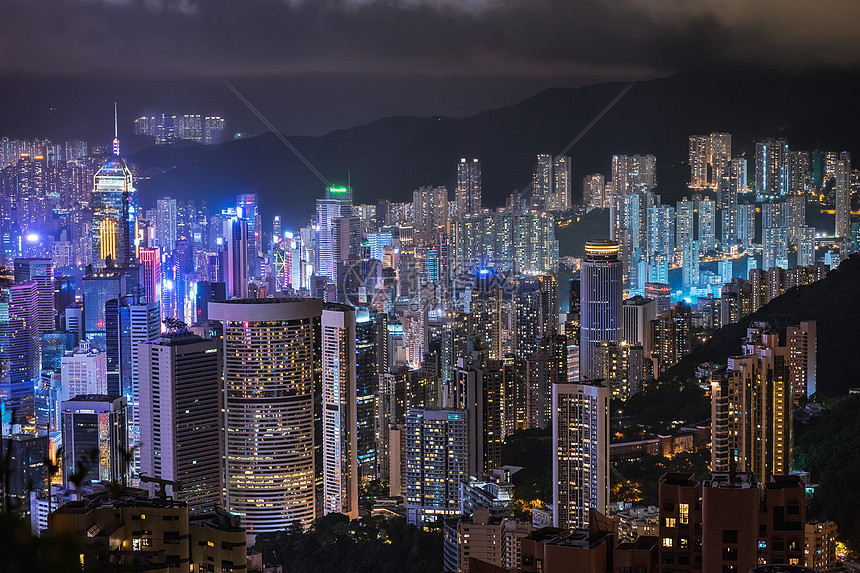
552, 380, 609, 530
321, 303, 358, 519
456, 158, 482, 217
405, 408, 467, 526
834, 152, 852, 239
209, 298, 323, 533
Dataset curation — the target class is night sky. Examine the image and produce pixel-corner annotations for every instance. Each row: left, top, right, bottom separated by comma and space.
2, 0, 860, 144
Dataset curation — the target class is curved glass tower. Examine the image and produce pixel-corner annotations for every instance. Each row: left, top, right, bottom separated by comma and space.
209, 298, 323, 533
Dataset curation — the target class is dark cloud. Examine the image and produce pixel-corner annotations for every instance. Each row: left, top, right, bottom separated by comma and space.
0, 0, 858, 137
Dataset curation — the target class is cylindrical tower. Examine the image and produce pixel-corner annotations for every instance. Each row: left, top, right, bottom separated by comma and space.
209, 298, 323, 533
579, 240, 622, 379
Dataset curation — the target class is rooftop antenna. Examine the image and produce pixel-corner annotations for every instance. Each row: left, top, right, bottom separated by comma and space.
112, 102, 121, 156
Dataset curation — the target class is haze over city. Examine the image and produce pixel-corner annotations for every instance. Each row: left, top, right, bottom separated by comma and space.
1, 1, 860, 572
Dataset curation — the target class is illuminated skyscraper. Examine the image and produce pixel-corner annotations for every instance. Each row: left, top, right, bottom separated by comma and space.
834, 153, 852, 239
582, 174, 606, 210
91, 113, 137, 267
236, 194, 262, 278
456, 158, 482, 217
611, 154, 656, 194
579, 241, 622, 379
321, 304, 358, 519
405, 408, 467, 526
316, 187, 354, 282
138, 247, 162, 304
105, 294, 160, 476
13, 258, 54, 334
138, 331, 221, 514
755, 138, 788, 198
155, 197, 177, 253
209, 298, 323, 533
223, 215, 248, 299
552, 380, 609, 530
697, 197, 716, 252
689, 135, 709, 189
61, 394, 128, 487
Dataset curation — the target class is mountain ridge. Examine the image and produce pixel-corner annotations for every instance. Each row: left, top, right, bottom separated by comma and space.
130, 68, 860, 231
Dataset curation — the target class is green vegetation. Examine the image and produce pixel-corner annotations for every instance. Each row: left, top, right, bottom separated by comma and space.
613, 449, 710, 506
253, 513, 442, 573
619, 379, 710, 435
500, 427, 552, 507
794, 395, 860, 552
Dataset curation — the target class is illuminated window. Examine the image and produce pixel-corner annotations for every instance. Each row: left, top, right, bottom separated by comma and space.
662, 537, 673, 548
679, 503, 689, 525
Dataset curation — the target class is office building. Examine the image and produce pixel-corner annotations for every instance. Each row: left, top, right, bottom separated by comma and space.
405, 408, 467, 525
90, 144, 137, 267
138, 331, 221, 514
82, 271, 128, 347
321, 303, 358, 519
579, 240, 622, 379
138, 247, 162, 304
60, 342, 107, 402
209, 298, 323, 533
223, 214, 248, 299
61, 394, 128, 487
236, 194, 262, 278
13, 258, 54, 334
316, 187, 354, 282
552, 380, 609, 530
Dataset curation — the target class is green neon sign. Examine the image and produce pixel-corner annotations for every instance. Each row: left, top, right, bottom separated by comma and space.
329, 186, 348, 194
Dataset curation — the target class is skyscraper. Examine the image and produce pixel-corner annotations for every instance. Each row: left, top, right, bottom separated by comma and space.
223, 215, 248, 299
688, 135, 709, 189
321, 303, 358, 519
155, 197, 178, 253
579, 240, 622, 379
405, 408, 467, 526
209, 298, 323, 533
13, 258, 54, 334
316, 187, 354, 282
138, 331, 221, 514
236, 194, 262, 278
552, 380, 609, 530
60, 342, 107, 402
457, 158, 482, 217
105, 294, 160, 476
582, 174, 606, 211
61, 394, 128, 487
834, 152, 852, 239
138, 247, 162, 304
90, 124, 137, 267
755, 138, 788, 198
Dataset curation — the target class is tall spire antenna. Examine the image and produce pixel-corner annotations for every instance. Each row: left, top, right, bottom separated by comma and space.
112, 102, 120, 156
